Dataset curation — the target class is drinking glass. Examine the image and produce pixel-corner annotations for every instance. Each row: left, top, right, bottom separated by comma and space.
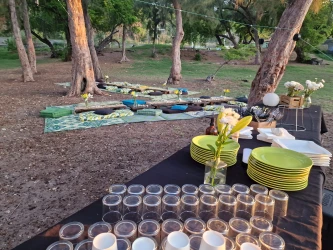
114, 220, 138, 243
228, 218, 251, 238
199, 194, 218, 222
235, 194, 255, 221
138, 219, 161, 244
142, 195, 162, 221
259, 232, 285, 250
117, 238, 131, 250
269, 190, 289, 217
46, 241, 73, 250
232, 184, 250, 197
253, 194, 275, 222
88, 222, 112, 239
59, 222, 85, 244
224, 236, 236, 250
146, 184, 163, 196
199, 184, 215, 197
132, 237, 158, 250
250, 216, 273, 237
189, 235, 202, 250
164, 184, 181, 196
109, 184, 127, 198
161, 219, 184, 242
240, 243, 261, 250
215, 184, 232, 197
179, 195, 199, 222
184, 217, 206, 236
92, 233, 117, 250
102, 194, 122, 215
162, 195, 181, 221
250, 184, 268, 197
127, 184, 145, 197
166, 232, 190, 250
123, 195, 142, 224
200, 231, 226, 250
235, 233, 260, 250
207, 218, 229, 236
218, 195, 237, 222
182, 184, 199, 196
74, 239, 92, 250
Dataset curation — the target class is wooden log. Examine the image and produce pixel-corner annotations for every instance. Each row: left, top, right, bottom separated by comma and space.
74, 104, 127, 113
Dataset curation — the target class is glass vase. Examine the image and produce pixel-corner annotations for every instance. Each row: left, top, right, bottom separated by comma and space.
85, 100, 88, 107
204, 159, 227, 186
303, 96, 312, 108
133, 99, 138, 108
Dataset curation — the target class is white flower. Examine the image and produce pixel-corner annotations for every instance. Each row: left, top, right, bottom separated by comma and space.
322, 79, 325, 83
88, 93, 93, 99
220, 116, 238, 127
318, 82, 324, 88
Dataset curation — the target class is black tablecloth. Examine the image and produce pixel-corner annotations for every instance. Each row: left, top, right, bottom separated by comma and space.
13, 106, 326, 250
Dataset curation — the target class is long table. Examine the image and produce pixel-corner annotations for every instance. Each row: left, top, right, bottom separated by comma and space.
13, 106, 326, 250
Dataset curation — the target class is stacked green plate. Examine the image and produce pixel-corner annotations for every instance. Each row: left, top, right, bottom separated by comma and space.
247, 147, 313, 191
190, 135, 240, 166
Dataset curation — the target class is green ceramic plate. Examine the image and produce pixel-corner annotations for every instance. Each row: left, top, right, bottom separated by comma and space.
248, 156, 311, 175
247, 169, 308, 191
251, 147, 313, 170
248, 164, 309, 182
190, 148, 237, 159
191, 152, 237, 166
192, 135, 240, 151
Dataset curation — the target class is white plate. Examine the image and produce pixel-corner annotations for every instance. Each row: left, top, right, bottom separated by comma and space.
258, 128, 295, 140
273, 139, 332, 157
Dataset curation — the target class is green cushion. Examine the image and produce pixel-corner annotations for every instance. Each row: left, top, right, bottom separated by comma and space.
136, 109, 162, 116
40, 107, 72, 118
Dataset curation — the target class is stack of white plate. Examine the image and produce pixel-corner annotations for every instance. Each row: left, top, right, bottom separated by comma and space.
272, 139, 332, 167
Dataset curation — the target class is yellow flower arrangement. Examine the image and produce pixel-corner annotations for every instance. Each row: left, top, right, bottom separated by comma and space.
81, 93, 93, 107
223, 89, 230, 96
174, 89, 182, 100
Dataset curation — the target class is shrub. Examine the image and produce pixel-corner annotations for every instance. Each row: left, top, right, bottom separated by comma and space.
194, 52, 202, 61
5, 38, 17, 52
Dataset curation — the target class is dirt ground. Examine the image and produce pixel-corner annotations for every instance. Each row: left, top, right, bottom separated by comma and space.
0, 52, 332, 250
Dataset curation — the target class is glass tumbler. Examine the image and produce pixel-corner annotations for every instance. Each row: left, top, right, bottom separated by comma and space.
228, 217, 252, 238
250, 184, 268, 197
46, 241, 73, 250
59, 222, 85, 244
138, 219, 161, 244
123, 195, 143, 224
182, 184, 199, 196
127, 184, 145, 197
259, 232, 285, 250
199, 194, 218, 222
235, 194, 255, 221
184, 217, 206, 236
102, 194, 123, 226
189, 235, 202, 250
117, 238, 131, 250
224, 236, 236, 250
114, 220, 138, 243
74, 239, 92, 250
250, 216, 273, 237
142, 195, 161, 221
215, 184, 232, 197
179, 195, 199, 222
235, 233, 260, 250
146, 184, 163, 196
253, 194, 275, 221
198, 184, 215, 197
109, 184, 127, 198
161, 219, 184, 241
232, 184, 250, 197
161, 195, 180, 221
218, 195, 237, 222
88, 222, 112, 239
269, 190, 289, 217
207, 218, 229, 236
164, 184, 181, 196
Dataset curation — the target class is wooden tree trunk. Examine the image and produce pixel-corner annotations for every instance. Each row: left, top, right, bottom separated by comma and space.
167, 0, 184, 85
9, 0, 34, 82
96, 29, 119, 53
31, 30, 58, 58
82, 0, 103, 80
66, 0, 102, 96
64, 26, 72, 61
120, 25, 130, 63
247, 0, 313, 105
253, 29, 261, 65
22, 0, 37, 73
294, 46, 306, 63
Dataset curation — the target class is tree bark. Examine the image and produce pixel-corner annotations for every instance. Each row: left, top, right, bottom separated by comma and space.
294, 46, 305, 63
66, 0, 102, 96
120, 25, 130, 62
96, 30, 119, 53
22, 0, 37, 73
9, 0, 34, 82
167, 0, 184, 85
215, 34, 223, 46
253, 29, 261, 65
64, 25, 72, 61
247, 0, 313, 105
82, 0, 103, 80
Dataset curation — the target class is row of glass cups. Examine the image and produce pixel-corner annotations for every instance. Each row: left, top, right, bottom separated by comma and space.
104, 183, 289, 225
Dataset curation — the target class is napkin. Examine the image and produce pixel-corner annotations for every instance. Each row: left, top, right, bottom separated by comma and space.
238, 126, 253, 139
257, 128, 295, 141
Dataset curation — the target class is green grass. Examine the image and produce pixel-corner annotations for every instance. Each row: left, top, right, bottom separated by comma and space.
0, 47, 57, 69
